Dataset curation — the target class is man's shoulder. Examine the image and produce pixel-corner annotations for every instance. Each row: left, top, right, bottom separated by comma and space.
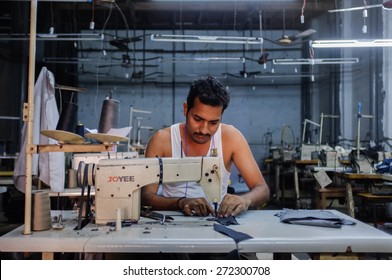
145, 126, 172, 157
221, 123, 240, 134
221, 124, 244, 145
154, 126, 171, 138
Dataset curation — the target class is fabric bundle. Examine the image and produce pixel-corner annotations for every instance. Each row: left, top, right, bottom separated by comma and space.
276, 209, 356, 228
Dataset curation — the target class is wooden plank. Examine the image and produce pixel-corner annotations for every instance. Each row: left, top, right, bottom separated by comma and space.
42, 252, 54, 260
37, 144, 114, 153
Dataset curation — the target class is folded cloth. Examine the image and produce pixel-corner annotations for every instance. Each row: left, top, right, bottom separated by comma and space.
275, 209, 356, 228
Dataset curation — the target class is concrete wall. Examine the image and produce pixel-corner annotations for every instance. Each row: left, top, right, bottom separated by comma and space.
77, 30, 304, 180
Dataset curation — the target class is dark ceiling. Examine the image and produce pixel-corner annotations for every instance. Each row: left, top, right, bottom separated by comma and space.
28, 0, 336, 33
0, 0, 342, 85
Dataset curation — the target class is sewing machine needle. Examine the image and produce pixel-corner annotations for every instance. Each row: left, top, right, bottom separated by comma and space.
214, 202, 218, 218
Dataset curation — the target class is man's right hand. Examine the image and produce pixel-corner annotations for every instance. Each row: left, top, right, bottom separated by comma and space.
178, 197, 214, 216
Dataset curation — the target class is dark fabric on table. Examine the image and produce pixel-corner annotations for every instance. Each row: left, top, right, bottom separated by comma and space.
213, 223, 253, 243
216, 215, 239, 226
275, 209, 356, 228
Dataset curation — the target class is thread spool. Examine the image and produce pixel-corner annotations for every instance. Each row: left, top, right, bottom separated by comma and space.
98, 98, 120, 133
76, 121, 85, 137
67, 169, 77, 189
56, 102, 78, 133
116, 208, 122, 231
32, 190, 51, 231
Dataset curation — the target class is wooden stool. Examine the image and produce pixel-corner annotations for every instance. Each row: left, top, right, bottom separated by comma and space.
314, 186, 347, 209
314, 186, 363, 209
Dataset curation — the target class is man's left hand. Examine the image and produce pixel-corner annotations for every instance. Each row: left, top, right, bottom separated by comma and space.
218, 194, 250, 218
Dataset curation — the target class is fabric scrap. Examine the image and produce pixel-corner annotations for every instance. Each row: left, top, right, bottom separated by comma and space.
216, 215, 239, 226
213, 223, 253, 243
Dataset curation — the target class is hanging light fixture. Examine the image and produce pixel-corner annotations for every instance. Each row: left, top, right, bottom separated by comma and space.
0, 33, 103, 41
310, 39, 392, 48
151, 34, 263, 45
273, 58, 359, 65
328, 0, 392, 12
168, 57, 245, 63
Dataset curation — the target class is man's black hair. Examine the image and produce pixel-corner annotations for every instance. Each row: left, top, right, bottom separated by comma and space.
186, 75, 230, 114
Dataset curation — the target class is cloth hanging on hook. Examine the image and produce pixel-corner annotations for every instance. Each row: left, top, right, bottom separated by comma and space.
13, 67, 65, 193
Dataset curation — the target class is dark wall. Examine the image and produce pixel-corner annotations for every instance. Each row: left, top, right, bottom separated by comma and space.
0, 1, 79, 154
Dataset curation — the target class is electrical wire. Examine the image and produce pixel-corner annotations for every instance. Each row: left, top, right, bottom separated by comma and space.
93, 2, 115, 120
301, 0, 307, 23
90, 0, 95, 30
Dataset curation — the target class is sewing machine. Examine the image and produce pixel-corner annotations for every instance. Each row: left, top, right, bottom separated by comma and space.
77, 157, 222, 224
72, 152, 139, 169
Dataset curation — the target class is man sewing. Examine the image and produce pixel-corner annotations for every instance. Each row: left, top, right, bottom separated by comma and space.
141, 75, 270, 218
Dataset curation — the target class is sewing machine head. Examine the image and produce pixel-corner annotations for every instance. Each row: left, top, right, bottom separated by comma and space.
78, 157, 222, 224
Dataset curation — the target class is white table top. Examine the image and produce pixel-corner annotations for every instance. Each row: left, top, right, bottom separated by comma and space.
1, 210, 392, 254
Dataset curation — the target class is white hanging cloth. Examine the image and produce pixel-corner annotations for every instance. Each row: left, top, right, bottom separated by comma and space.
13, 67, 65, 193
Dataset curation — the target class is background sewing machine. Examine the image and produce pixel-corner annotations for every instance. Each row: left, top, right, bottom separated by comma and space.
77, 157, 222, 224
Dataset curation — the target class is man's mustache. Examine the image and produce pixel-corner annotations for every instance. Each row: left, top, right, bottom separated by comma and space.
194, 132, 211, 138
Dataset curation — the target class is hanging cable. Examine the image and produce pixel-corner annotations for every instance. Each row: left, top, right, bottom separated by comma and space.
233, 0, 237, 31
362, 1, 368, 33
95, 2, 115, 120
112, 1, 145, 72
301, 0, 307, 23
259, 10, 263, 55
259, 10, 267, 69
49, 2, 54, 34
90, 0, 95, 30
309, 41, 315, 82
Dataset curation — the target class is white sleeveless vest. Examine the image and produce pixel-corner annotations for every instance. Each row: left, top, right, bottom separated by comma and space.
161, 123, 230, 200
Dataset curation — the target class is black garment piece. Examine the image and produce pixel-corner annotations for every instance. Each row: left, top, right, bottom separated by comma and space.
216, 215, 239, 226
275, 209, 356, 228
213, 223, 253, 243
140, 210, 174, 222
213, 223, 253, 260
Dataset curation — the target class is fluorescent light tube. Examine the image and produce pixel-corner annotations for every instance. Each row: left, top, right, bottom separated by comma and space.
311, 39, 392, 48
151, 34, 263, 45
170, 57, 246, 63
0, 33, 103, 41
253, 73, 323, 79
273, 58, 359, 65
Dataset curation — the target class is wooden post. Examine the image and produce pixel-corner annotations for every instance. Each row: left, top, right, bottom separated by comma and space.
23, 0, 38, 235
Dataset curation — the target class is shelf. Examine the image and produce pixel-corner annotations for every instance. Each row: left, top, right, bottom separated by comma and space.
37, 144, 114, 153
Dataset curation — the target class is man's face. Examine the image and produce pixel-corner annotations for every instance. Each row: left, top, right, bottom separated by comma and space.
184, 97, 223, 144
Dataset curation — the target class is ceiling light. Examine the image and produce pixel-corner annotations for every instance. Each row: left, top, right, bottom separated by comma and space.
273, 58, 359, 65
151, 34, 263, 45
253, 73, 323, 79
169, 57, 245, 63
328, 1, 392, 12
311, 39, 392, 48
42, 57, 94, 64
0, 33, 103, 41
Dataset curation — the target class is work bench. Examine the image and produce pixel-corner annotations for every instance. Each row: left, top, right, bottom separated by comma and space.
334, 172, 385, 217
1, 210, 392, 260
